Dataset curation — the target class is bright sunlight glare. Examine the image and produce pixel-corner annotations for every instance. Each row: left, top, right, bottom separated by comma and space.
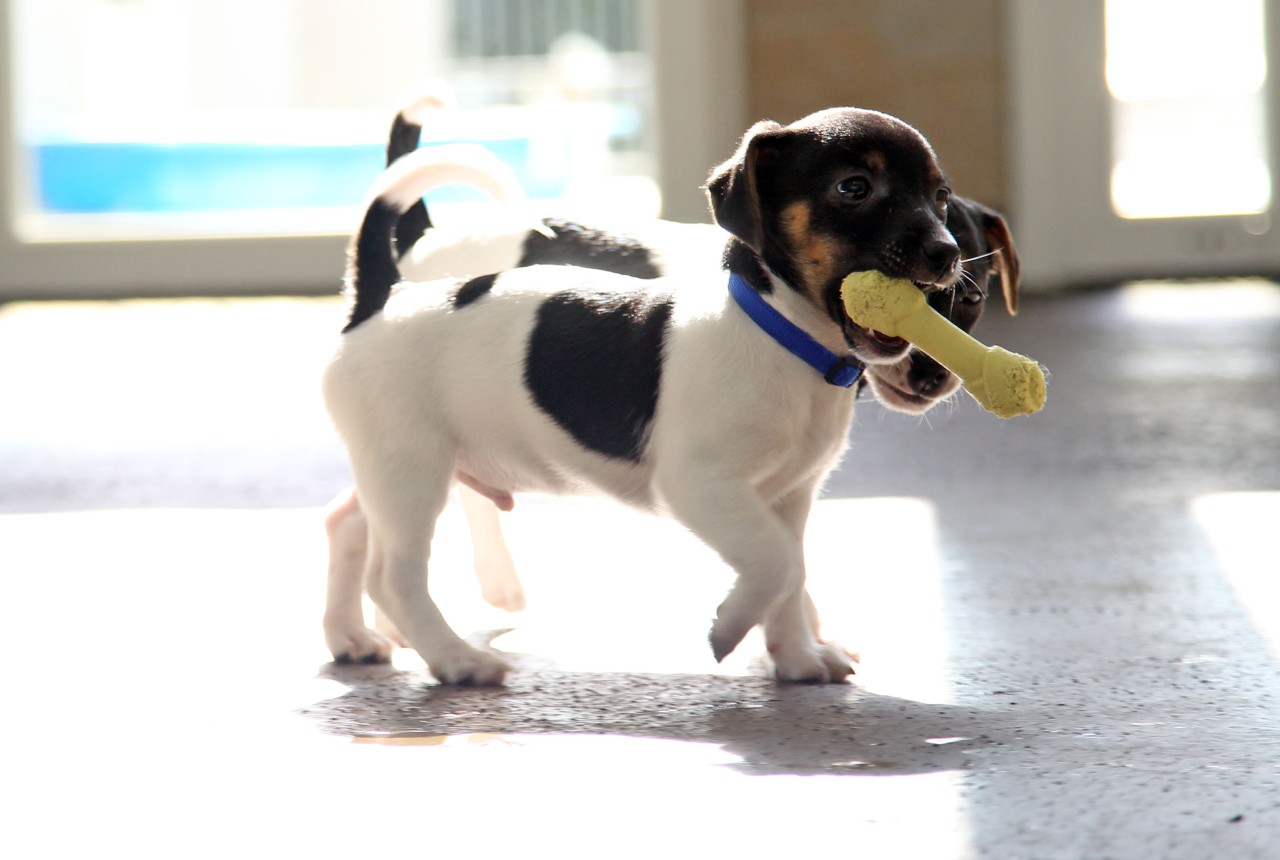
1191, 493, 1280, 660
1106, 0, 1271, 219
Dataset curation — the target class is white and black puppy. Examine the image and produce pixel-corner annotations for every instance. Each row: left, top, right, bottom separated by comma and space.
323, 107, 975, 685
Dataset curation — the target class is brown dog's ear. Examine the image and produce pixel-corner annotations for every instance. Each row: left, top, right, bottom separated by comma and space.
955, 198, 1022, 317
983, 209, 1022, 316
704, 120, 784, 253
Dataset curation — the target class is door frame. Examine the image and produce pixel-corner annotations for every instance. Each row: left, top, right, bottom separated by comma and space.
1007, 1, 1280, 289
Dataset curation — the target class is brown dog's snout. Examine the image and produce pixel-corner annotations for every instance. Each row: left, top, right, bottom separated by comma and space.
908, 352, 952, 397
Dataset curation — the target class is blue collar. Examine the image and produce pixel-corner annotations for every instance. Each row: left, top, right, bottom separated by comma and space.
728, 273, 864, 388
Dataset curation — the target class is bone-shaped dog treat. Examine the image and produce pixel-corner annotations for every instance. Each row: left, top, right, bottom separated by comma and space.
840, 271, 1047, 418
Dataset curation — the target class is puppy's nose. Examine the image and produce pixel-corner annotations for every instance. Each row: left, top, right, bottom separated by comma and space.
922, 235, 960, 278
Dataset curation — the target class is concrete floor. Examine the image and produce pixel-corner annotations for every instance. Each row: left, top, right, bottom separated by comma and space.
2, 281, 1279, 858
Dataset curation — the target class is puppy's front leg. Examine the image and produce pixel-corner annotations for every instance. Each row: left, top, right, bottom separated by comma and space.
656, 474, 805, 667
761, 488, 858, 683
764, 588, 858, 682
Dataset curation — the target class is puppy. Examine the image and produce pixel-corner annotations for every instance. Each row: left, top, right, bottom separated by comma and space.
323, 107, 972, 685
321, 108, 1022, 643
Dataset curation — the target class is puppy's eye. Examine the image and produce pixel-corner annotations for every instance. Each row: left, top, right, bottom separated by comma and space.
936, 187, 952, 210
836, 176, 871, 201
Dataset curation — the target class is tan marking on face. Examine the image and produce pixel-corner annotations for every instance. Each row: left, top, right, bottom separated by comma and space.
864, 151, 887, 172
781, 201, 840, 305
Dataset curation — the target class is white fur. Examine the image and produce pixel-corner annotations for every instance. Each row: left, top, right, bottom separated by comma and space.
375, 142, 526, 211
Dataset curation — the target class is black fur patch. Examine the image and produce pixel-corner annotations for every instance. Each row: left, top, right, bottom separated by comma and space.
524, 290, 673, 462
344, 198, 403, 333
386, 111, 432, 260
519, 219, 662, 279
453, 273, 498, 308
395, 200, 431, 261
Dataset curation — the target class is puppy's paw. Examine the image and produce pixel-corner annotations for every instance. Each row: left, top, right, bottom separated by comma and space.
428, 642, 511, 686
709, 613, 755, 664
478, 563, 527, 613
326, 625, 396, 665
771, 641, 858, 684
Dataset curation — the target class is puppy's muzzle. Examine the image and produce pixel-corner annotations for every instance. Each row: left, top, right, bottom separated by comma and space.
879, 232, 962, 292
842, 235, 961, 362
919, 236, 962, 288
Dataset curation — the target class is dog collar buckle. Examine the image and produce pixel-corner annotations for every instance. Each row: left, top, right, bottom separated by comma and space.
823, 357, 864, 388
728, 273, 864, 389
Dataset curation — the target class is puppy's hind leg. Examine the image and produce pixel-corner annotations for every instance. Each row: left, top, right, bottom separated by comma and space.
322, 488, 396, 663
359, 453, 511, 686
458, 485, 526, 612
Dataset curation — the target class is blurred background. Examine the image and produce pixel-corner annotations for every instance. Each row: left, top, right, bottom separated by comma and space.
3, 0, 1277, 297
3, 5, 1280, 857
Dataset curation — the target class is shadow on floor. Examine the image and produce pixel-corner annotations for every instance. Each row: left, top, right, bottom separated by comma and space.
304, 655, 1009, 777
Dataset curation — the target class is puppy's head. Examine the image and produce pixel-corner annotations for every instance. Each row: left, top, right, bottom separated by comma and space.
866, 194, 1023, 413
706, 108, 959, 365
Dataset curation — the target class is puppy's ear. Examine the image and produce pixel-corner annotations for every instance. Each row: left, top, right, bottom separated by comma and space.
981, 209, 1022, 317
953, 196, 1022, 317
704, 120, 784, 253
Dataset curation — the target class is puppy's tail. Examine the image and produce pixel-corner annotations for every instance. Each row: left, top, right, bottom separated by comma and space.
343, 144, 526, 332
386, 88, 452, 258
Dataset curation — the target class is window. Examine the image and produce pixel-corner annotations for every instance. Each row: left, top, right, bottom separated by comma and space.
1106, 0, 1270, 220
1008, 2, 1280, 287
9, 0, 654, 239
0, 0, 745, 297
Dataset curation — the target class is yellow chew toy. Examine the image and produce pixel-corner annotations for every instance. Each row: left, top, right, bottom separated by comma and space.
840, 271, 1047, 418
